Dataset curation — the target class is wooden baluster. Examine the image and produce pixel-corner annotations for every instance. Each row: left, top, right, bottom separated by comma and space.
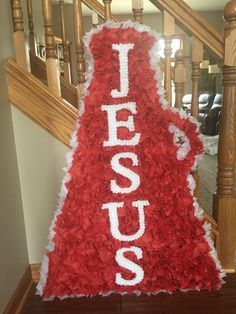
92, 10, 99, 28
191, 36, 203, 118
163, 10, 175, 105
103, 0, 112, 21
42, 0, 61, 97
60, 0, 71, 83
26, 0, 36, 55
73, 0, 86, 106
191, 36, 203, 201
11, 0, 28, 70
174, 49, 185, 109
132, 0, 143, 23
213, 0, 236, 273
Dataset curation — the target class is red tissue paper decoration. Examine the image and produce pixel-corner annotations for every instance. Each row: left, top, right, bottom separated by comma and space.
37, 21, 225, 300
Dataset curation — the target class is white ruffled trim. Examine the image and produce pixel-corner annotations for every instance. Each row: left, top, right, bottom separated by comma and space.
168, 123, 191, 160
36, 20, 225, 299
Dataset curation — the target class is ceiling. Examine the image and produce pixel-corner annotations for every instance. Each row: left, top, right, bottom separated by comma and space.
59, 0, 229, 15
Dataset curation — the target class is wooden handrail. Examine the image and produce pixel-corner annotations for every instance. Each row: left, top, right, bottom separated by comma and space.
6, 58, 77, 147
29, 53, 78, 108
82, 0, 119, 22
149, 0, 224, 60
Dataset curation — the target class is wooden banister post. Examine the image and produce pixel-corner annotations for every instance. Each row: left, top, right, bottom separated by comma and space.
174, 49, 185, 109
60, 0, 71, 83
73, 0, 86, 106
163, 10, 175, 105
132, 0, 143, 23
103, 0, 112, 21
191, 36, 203, 118
213, 0, 236, 273
42, 0, 61, 97
11, 0, 28, 70
26, 0, 36, 55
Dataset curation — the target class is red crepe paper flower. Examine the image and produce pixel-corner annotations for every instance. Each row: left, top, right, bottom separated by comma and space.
37, 22, 224, 300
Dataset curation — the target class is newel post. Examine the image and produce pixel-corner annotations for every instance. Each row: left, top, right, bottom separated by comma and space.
213, 0, 236, 273
26, 0, 36, 55
132, 0, 143, 23
42, 0, 61, 97
73, 0, 86, 105
174, 49, 185, 109
60, 0, 71, 83
11, 0, 28, 70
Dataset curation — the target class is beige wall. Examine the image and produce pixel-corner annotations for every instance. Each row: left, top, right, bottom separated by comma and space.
0, 1, 29, 312
11, 108, 69, 263
199, 11, 225, 33
22, 0, 45, 45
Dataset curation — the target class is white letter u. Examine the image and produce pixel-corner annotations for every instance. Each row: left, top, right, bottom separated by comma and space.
102, 200, 149, 241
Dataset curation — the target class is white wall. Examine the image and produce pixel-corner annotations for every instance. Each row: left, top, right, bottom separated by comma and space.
11, 108, 69, 263
0, 1, 29, 312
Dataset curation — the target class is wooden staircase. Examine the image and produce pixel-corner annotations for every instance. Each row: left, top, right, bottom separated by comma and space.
7, 0, 236, 280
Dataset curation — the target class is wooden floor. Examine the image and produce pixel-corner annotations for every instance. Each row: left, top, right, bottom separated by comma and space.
22, 274, 236, 314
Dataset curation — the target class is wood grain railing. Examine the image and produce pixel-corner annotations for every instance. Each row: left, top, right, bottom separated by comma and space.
150, 0, 224, 60
82, 0, 119, 22
6, 58, 77, 146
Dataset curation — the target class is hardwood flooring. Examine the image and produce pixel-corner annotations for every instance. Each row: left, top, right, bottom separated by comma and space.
22, 274, 236, 314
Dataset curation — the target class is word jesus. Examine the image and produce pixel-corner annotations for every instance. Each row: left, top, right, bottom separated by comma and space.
101, 43, 149, 286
